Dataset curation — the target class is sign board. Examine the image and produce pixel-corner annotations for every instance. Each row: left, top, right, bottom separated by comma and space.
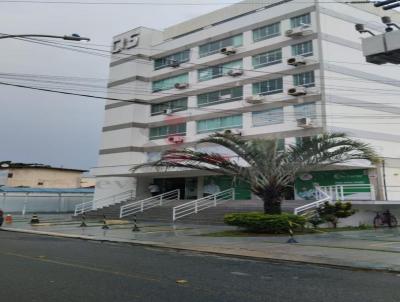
113, 34, 140, 53
295, 169, 371, 201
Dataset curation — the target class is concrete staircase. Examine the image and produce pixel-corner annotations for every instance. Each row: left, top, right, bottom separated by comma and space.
78, 199, 311, 225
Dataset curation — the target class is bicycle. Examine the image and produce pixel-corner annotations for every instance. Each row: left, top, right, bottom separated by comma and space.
373, 210, 398, 228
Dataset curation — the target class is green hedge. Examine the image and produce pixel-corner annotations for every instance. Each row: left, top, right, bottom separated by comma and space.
224, 212, 306, 233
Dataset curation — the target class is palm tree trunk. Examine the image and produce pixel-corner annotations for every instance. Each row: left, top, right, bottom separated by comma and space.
263, 197, 282, 214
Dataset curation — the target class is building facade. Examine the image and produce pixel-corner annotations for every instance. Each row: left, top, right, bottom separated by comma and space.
0, 163, 87, 189
93, 0, 400, 201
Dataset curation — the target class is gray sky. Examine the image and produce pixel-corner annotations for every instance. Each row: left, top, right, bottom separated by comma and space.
0, 1, 233, 170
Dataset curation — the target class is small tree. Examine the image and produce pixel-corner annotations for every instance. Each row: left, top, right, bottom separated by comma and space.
317, 201, 356, 228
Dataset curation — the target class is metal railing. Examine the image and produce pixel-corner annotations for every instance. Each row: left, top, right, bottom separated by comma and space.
319, 184, 375, 201
294, 186, 332, 216
119, 189, 180, 218
74, 190, 135, 216
173, 188, 235, 221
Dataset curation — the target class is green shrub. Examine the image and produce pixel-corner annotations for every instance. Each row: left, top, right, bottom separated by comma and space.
224, 212, 306, 234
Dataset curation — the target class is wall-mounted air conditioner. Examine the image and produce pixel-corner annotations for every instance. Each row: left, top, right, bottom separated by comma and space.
245, 95, 264, 104
174, 83, 189, 89
287, 56, 306, 66
168, 60, 180, 68
167, 136, 185, 144
227, 69, 243, 77
285, 25, 313, 38
220, 46, 237, 55
297, 117, 313, 128
288, 86, 307, 96
224, 129, 242, 136
163, 108, 173, 115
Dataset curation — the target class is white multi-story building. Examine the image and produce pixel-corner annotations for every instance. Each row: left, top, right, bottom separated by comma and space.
93, 0, 400, 203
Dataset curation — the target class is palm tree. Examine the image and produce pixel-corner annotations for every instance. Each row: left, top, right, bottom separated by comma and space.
132, 132, 379, 214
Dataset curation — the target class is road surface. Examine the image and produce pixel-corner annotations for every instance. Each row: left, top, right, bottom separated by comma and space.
0, 231, 399, 302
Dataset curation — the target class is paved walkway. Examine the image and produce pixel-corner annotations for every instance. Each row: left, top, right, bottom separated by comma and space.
2, 215, 400, 273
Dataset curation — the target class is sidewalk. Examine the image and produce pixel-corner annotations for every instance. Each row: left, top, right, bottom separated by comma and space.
2, 215, 400, 273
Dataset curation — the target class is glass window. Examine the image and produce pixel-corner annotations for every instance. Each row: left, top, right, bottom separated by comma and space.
149, 123, 186, 140
197, 115, 242, 133
294, 102, 317, 120
252, 78, 283, 95
293, 71, 315, 87
252, 108, 284, 127
199, 34, 243, 57
292, 41, 313, 57
152, 73, 188, 92
154, 50, 190, 70
151, 98, 188, 116
253, 22, 280, 42
291, 13, 311, 28
198, 60, 242, 82
197, 86, 243, 107
252, 49, 282, 69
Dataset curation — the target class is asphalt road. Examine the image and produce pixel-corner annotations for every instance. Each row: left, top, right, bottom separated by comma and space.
0, 231, 399, 302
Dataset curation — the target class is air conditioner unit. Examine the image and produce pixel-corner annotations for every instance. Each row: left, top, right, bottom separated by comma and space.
220, 46, 237, 55
297, 117, 313, 128
227, 69, 243, 77
288, 86, 307, 96
174, 82, 189, 89
168, 60, 180, 68
287, 56, 306, 66
224, 129, 242, 136
219, 94, 232, 101
167, 135, 185, 144
285, 25, 313, 38
163, 108, 173, 115
245, 95, 264, 104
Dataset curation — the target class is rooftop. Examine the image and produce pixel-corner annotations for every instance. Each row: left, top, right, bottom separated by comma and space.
0, 161, 87, 173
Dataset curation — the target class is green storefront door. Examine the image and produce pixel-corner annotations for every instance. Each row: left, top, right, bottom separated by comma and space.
204, 176, 251, 200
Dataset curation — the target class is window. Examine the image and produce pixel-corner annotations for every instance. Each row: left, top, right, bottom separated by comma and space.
253, 22, 280, 42
293, 71, 315, 87
292, 41, 313, 57
294, 102, 316, 120
197, 86, 243, 107
154, 50, 190, 70
149, 123, 186, 140
296, 136, 312, 146
151, 98, 188, 116
7, 173, 13, 178
252, 108, 284, 127
277, 138, 285, 151
198, 60, 242, 82
291, 13, 311, 28
252, 49, 282, 69
197, 115, 242, 133
152, 73, 188, 92
199, 34, 243, 57
37, 182, 44, 186
252, 78, 283, 95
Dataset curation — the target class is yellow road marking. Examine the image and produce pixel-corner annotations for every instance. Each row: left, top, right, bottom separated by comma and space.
0, 251, 161, 283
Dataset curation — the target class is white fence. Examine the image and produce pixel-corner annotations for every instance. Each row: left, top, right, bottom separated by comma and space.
0, 192, 94, 214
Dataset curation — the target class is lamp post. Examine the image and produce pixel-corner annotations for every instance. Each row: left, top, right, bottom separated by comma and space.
0, 33, 90, 41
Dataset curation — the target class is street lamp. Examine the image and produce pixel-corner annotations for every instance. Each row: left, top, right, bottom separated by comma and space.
0, 33, 90, 41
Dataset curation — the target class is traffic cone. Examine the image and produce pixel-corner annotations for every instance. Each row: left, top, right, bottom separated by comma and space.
30, 214, 40, 224
5, 214, 12, 224
102, 215, 109, 230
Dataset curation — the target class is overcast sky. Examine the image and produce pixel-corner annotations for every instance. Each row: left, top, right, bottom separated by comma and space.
0, 1, 234, 170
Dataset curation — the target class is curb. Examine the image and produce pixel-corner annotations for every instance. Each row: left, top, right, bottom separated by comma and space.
2, 227, 400, 275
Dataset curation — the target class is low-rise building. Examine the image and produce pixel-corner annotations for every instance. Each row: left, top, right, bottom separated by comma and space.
0, 162, 87, 189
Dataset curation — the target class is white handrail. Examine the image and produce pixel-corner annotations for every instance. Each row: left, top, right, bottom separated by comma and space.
119, 189, 180, 218
294, 186, 332, 216
319, 184, 375, 201
74, 190, 135, 216
173, 188, 235, 221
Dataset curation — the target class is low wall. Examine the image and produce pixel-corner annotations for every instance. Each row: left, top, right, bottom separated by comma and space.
0, 193, 93, 214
